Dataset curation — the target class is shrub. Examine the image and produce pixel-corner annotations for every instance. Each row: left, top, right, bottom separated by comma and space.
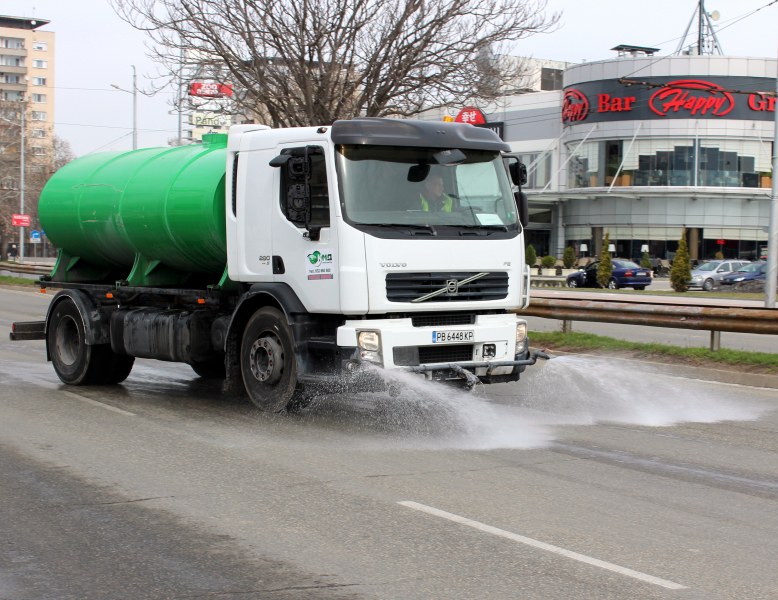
597, 232, 613, 288
670, 228, 692, 292
563, 246, 576, 268
640, 252, 651, 269
541, 255, 557, 269
714, 250, 724, 260
525, 244, 537, 268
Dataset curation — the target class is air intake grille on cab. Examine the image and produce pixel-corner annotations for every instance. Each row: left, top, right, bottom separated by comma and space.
386, 272, 508, 303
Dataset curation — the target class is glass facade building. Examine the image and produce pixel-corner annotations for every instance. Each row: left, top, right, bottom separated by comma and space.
490, 54, 775, 263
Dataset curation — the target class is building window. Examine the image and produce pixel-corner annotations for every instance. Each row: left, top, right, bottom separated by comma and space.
31, 93, 47, 103
32, 41, 47, 51
540, 68, 563, 91
1, 37, 24, 49
31, 146, 47, 156
3, 75, 21, 84
33, 59, 48, 68
0, 55, 24, 67
31, 111, 47, 121
33, 77, 47, 86
2, 91, 23, 101
513, 152, 552, 189
31, 129, 47, 138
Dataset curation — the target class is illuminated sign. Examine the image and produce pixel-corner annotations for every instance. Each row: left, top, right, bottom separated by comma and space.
189, 82, 233, 98
563, 76, 774, 125
11, 214, 30, 227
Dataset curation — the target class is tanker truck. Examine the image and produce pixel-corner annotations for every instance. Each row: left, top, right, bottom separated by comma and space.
10, 118, 547, 411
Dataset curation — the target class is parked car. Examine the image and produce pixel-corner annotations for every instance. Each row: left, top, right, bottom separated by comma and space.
720, 261, 768, 286
566, 259, 652, 290
688, 260, 750, 291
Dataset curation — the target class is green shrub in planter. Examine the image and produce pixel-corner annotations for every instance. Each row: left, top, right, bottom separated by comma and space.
563, 246, 576, 268
597, 233, 613, 288
671, 229, 692, 292
541, 255, 557, 269
526, 244, 537, 268
640, 252, 651, 269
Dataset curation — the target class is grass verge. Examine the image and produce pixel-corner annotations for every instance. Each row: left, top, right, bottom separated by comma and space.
0, 275, 36, 286
530, 330, 778, 374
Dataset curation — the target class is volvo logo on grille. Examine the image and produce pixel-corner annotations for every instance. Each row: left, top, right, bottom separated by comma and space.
411, 272, 490, 303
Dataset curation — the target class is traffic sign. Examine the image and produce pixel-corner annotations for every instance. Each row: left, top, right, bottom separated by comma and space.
30, 230, 41, 244
12, 214, 31, 227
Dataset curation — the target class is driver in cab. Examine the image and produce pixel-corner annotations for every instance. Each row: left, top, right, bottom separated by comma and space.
420, 173, 455, 212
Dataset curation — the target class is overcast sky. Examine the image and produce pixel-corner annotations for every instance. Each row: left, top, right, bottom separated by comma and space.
4, 0, 778, 157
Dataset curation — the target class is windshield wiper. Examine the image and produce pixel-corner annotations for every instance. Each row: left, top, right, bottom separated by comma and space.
363, 223, 437, 235
454, 224, 510, 234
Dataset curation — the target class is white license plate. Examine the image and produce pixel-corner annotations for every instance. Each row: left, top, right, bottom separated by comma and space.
637, 271, 647, 276
432, 329, 474, 343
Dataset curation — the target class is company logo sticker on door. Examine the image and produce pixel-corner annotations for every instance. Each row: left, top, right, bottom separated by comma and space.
306, 250, 334, 280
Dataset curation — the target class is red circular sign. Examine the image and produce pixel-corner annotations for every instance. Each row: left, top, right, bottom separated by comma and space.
454, 107, 487, 125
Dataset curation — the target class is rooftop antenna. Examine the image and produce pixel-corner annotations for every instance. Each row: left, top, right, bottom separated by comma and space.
674, 0, 724, 55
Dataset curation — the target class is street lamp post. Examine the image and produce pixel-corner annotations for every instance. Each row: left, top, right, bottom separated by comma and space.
19, 103, 24, 263
111, 65, 138, 150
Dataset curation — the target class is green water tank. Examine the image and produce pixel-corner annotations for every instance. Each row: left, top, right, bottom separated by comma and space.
39, 134, 228, 286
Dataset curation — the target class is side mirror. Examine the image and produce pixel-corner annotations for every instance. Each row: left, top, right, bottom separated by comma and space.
507, 158, 528, 186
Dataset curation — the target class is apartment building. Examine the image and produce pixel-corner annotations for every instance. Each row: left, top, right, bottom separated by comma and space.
0, 14, 55, 157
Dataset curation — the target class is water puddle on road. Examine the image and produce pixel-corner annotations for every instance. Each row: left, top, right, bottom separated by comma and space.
300, 355, 771, 450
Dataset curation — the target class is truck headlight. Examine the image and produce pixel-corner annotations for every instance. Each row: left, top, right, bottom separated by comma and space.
357, 330, 382, 364
515, 322, 527, 353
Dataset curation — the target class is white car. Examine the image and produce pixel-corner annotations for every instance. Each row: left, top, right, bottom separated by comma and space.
689, 260, 750, 291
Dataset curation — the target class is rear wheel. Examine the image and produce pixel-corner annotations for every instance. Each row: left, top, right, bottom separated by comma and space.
607, 278, 619, 290
48, 298, 128, 385
191, 359, 226, 379
240, 307, 300, 412
633, 285, 646, 291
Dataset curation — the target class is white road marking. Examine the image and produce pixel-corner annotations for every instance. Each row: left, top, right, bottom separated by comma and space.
62, 391, 136, 417
398, 500, 687, 590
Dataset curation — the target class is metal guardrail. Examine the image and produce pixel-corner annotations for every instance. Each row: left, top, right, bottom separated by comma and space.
518, 294, 777, 351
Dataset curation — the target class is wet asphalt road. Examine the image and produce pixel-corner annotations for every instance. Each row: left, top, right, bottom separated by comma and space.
2, 287, 778, 600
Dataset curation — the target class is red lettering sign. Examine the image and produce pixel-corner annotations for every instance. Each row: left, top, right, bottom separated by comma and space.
454, 107, 486, 125
12, 214, 31, 227
562, 89, 589, 123
189, 82, 234, 98
748, 92, 776, 113
649, 79, 734, 117
597, 93, 636, 113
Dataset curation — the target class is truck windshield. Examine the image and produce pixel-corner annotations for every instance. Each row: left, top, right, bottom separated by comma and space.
335, 145, 519, 232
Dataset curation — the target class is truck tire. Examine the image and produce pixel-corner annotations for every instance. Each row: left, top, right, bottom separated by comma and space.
191, 360, 226, 379
47, 297, 106, 385
99, 353, 135, 385
240, 307, 300, 412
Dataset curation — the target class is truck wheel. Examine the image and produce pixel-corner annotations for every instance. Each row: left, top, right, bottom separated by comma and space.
48, 297, 104, 385
240, 307, 299, 412
99, 353, 135, 385
191, 360, 226, 379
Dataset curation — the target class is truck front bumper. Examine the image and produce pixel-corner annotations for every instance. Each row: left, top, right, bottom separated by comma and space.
336, 313, 549, 388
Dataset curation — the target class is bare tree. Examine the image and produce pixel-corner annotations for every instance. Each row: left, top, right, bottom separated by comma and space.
112, 0, 559, 127
0, 101, 75, 257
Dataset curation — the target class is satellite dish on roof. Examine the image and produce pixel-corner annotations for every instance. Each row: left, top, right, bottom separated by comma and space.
710, 10, 720, 21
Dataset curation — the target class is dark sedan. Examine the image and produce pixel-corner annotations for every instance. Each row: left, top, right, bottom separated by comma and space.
720, 262, 768, 286
566, 259, 652, 290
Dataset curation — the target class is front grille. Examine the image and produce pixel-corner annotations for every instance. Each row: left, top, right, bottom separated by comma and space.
386, 272, 508, 303
411, 313, 475, 327
393, 344, 475, 367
